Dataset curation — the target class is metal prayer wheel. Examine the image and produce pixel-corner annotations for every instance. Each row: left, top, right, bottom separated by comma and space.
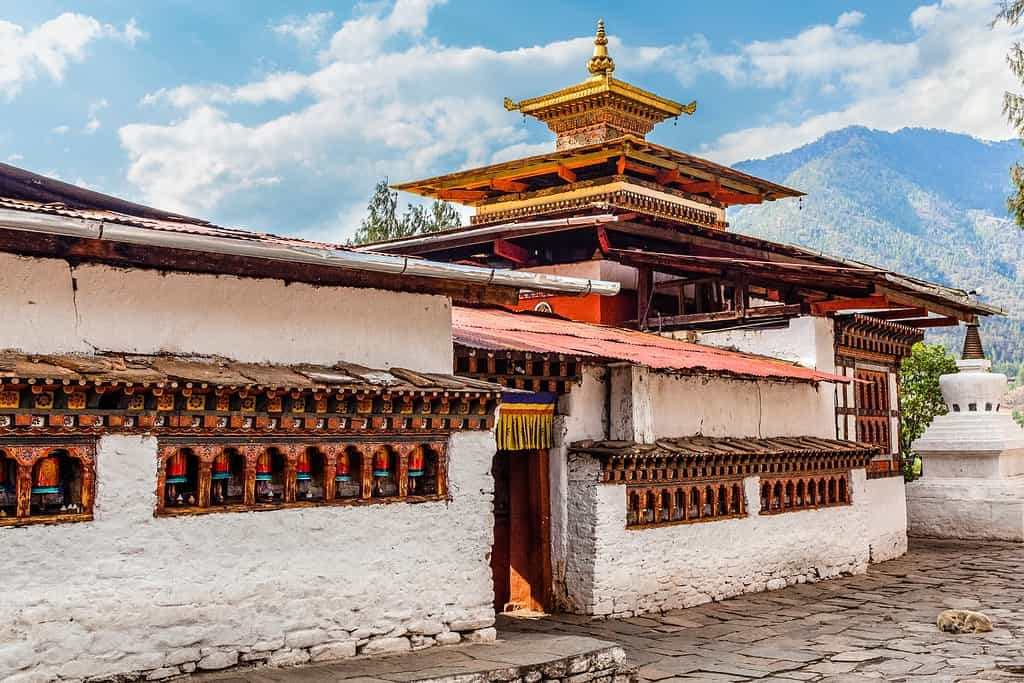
295, 451, 312, 481
211, 452, 231, 481
335, 451, 352, 482
255, 452, 272, 481
408, 447, 425, 478
165, 452, 188, 484
372, 449, 390, 477
32, 455, 61, 495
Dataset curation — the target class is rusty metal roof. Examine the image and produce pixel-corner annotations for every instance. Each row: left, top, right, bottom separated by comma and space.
0, 196, 347, 252
571, 435, 879, 458
0, 351, 501, 394
453, 307, 853, 384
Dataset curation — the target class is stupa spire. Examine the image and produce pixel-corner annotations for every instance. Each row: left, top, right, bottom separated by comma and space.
588, 19, 615, 77
962, 322, 986, 360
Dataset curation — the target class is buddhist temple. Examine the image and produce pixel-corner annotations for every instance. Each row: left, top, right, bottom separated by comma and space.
370, 20, 1000, 478
0, 19, 1003, 683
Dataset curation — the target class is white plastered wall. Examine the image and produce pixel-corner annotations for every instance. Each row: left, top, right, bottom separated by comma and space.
552, 358, 904, 616
697, 317, 838, 440
0, 432, 497, 681
610, 367, 836, 442
862, 475, 909, 562
0, 253, 453, 372
551, 366, 607, 610
565, 455, 871, 617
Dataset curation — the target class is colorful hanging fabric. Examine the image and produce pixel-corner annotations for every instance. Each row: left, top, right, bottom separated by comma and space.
496, 391, 557, 451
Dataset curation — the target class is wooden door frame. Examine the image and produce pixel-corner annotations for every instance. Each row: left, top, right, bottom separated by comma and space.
495, 448, 553, 613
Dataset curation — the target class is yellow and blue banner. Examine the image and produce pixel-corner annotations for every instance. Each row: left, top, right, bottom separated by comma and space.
496, 391, 557, 451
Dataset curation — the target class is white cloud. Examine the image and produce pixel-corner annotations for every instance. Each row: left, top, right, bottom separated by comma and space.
272, 12, 334, 47
702, 1, 1022, 163
6, 154, 23, 162
120, 1, 600, 228
83, 98, 109, 134
0, 13, 145, 99
117, 0, 1024, 238
52, 124, 71, 134
320, 0, 444, 61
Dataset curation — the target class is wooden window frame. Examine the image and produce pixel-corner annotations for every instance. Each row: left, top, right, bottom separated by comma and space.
0, 443, 96, 527
155, 441, 447, 518
759, 471, 852, 515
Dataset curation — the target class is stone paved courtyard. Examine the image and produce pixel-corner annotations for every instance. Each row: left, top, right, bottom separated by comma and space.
504, 538, 1024, 682
190, 538, 1024, 682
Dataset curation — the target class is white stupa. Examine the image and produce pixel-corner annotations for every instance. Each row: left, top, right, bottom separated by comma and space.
906, 324, 1024, 541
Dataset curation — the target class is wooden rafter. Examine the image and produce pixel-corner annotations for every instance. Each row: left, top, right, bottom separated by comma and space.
810, 295, 891, 316
494, 238, 530, 265
437, 189, 489, 202
866, 307, 927, 320
901, 317, 961, 328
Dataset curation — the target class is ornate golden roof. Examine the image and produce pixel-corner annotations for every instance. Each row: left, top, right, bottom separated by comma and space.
503, 20, 696, 150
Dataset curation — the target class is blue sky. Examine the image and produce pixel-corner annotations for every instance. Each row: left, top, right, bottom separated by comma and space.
0, 0, 1020, 241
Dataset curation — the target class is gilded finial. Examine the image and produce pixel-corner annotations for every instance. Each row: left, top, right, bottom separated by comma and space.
588, 19, 615, 77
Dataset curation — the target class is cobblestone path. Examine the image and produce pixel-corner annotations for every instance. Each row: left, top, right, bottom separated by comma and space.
503, 538, 1024, 682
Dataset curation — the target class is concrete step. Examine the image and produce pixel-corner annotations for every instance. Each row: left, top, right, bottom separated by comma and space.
185, 631, 634, 683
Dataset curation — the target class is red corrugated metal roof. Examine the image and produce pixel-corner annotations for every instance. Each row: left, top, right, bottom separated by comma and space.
452, 307, 853, 384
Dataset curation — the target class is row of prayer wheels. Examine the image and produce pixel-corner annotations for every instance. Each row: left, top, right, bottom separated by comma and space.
166, 449, 427, 483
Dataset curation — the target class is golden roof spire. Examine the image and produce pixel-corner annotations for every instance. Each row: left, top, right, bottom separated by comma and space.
587, 19, 615, 77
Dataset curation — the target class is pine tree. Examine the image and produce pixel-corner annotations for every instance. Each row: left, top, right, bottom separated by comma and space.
997, 1, 1024, 226
352, 179, 462, 245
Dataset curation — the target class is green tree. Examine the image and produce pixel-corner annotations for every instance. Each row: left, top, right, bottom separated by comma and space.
352, 178, 461, 245
899, 342, 958, 479
997, 1, 1024, 226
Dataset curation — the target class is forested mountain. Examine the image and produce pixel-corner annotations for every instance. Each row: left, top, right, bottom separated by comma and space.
730, 126, 1024, 372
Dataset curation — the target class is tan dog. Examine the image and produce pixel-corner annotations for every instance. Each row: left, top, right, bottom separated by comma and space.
936, 609, 993, 634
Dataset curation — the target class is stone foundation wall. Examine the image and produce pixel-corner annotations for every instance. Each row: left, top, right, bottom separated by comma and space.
564, 454, 875, 617
0, 431, 497, 682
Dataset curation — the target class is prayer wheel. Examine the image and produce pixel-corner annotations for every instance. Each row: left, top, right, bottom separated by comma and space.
255, 452, 272, 481
295, 451, 312, 481
407, 447, 425, 478
32, 455, 60, 495
211, 452, 231, 481
165, 452, 187, 484
372, 449, 390, 477
334, 451, 352, 482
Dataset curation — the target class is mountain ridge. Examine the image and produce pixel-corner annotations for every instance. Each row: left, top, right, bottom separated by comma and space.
729, 126, 1024, 369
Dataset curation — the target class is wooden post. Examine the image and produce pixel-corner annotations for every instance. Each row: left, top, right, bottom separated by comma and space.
396, 444, 411, 498
241, 446, 259, 505
198, 462, 213, 508
78, 446, 96, 516
436, 443, 448, 498
360, 446, 373, 500
283, 446, 298, 503
637, 266, 653, 330
16, 462, 31, 518
322, 447, 337, 502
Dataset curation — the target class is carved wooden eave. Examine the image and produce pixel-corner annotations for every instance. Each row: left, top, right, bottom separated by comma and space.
0, 351, 502, 438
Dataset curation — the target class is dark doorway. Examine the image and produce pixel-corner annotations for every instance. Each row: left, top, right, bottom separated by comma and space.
491, 449, 552, 613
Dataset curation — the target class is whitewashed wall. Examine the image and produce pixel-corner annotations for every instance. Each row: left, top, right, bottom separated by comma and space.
698, 317, 836, 373
0, 432, 496, 682
551, 367, 607, 609
0, 253, 453, 373
565, 455, 872, 617
863, 476, 909, 562
609, 367, 835, 442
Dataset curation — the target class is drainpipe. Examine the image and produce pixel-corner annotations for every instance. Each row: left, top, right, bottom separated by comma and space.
0, 209, 621, 297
